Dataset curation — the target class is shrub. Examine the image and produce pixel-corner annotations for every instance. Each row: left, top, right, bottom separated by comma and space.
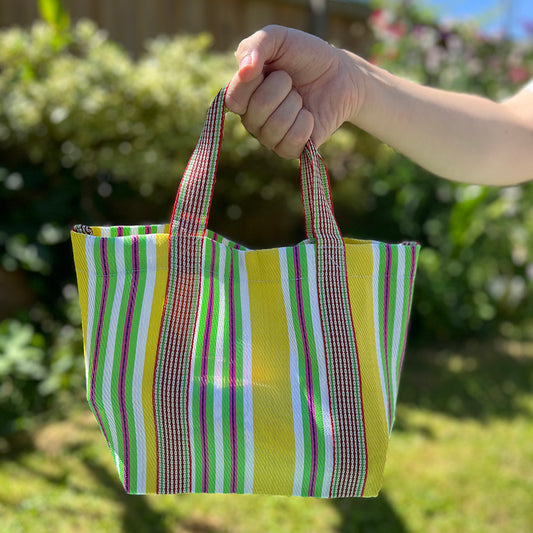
3, 3, 533, 437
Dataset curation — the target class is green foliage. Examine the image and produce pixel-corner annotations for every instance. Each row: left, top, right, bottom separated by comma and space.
0, 320, 46, 436
352, 3, 533, 339
37, 0, 70, 38
3, 5, 533, 434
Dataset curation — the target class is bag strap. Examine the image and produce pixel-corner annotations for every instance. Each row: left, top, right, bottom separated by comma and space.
170, 85, 342, 247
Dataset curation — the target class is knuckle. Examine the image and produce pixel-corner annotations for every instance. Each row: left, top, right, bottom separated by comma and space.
275, 143, 299, 160
241, 115, 261, 137
268, 69, 292, 88
290, 89, 303, 108
282, 131, 307, 154
225, 93, 246, 115
257, 125, 281, 149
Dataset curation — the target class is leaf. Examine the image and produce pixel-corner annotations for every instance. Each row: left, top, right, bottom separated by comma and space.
37, 0, 70, 33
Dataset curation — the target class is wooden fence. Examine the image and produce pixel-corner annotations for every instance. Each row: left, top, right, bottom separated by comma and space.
0, 0, 373, 56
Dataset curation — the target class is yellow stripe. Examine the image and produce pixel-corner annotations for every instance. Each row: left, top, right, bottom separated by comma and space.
246, 249, 295, 495
71, 232, 90, 367
345, 241, 388, 497
142, 233, 168, 493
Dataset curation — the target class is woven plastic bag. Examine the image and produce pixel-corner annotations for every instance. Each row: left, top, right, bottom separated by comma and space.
71, 86, 420, 498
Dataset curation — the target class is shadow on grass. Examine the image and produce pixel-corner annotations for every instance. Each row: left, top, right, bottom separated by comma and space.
397, 339, 533, 424
82, 456, 225, 533
82, 456, 171, 533
333, 492, 408, 533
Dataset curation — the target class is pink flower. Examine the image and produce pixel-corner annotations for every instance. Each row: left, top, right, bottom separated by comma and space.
508, 66, 530, 84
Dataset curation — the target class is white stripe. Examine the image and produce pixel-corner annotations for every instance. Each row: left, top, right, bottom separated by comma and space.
372, 242, 389, 430
239, 251, 254, 494
84, 236, 96, 387
305, 245, 334, 498
391, 246, 406, 417
279, 248, 304, 497
100, 227, 110, 237
102, 237, 125, 472
131, 235, 157, 493
130, 226, 139, 236
213, 244, 227, 493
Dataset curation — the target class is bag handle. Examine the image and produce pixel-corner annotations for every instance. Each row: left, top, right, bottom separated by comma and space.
170, 86, 344, 248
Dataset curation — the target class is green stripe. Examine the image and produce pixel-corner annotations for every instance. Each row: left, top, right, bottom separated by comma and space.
377, 243, 387, 405
387, 246, 398, 423
205, 242, 220, 492
397, 247, 411, 394
113, 239, 133, 486
124, 239, 138, 491
233, 248, 246, 493
124, 236, 149, 492
221, 246, 231, 493
97, 238, 125, 484
299, 246, 326, 496
89, 238, 113, 453
286, 247, 316, 496
192, 239, 213, 490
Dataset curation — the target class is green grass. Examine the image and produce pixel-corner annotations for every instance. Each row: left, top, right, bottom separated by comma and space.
1, 339, 532, 533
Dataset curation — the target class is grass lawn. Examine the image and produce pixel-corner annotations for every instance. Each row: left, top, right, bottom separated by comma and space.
1, 338, 532, 533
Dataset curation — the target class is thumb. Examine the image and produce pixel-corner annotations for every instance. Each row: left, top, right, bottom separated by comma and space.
236, 25, 288, 82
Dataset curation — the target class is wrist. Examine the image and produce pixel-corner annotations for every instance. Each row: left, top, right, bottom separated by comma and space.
338, 50, 370, 125
339, 50, 393, 127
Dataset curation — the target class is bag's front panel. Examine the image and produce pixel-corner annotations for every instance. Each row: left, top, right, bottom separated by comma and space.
187, 238, 256, 494
344, 241, 389, 497
184, 244, 296, 495
370, 242, 419, 433
182, 241, 377, 497
73, 228, 419, 498
344, 240, 419, 496
72, 230, 169, 494
278, 245, 336, 497
244, 245, 333, 497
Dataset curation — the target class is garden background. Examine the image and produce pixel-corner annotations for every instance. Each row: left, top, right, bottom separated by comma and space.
1, 0, 532, 531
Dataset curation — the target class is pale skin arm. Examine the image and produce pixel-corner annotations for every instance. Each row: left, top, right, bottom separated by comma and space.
225, 25, 533, 186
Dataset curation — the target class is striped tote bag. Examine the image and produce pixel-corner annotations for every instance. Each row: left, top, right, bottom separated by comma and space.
71, 86, 420, 498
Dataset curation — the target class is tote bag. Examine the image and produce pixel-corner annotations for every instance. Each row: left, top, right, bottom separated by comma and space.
71, 86, 420, 498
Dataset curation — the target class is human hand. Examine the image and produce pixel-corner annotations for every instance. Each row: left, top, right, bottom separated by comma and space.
226, 25, 361, 159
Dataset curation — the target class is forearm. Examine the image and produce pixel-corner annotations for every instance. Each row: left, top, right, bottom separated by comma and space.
344, 51, 533, 185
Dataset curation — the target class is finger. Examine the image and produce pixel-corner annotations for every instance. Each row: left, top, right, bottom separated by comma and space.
226, 70, 265, 116
274, 108, 314, 159
236, 25, 289, 82
257, 89, 303, 149
241, 70, 293, 135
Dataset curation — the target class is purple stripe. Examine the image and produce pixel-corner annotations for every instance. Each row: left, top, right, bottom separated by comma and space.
200, 239, 217, 492
294, 247, 319, 496
383, 244, 393, 424
117, 226, 124, 237
118, 236, 139, 492
228, 252, 238, 492
89, 239, 109, 442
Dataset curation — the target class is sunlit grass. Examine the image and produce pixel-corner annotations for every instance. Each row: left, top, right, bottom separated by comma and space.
1, 339, 532, 533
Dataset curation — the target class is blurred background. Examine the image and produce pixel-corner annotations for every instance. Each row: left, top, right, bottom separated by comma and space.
1, 0, 532, 531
